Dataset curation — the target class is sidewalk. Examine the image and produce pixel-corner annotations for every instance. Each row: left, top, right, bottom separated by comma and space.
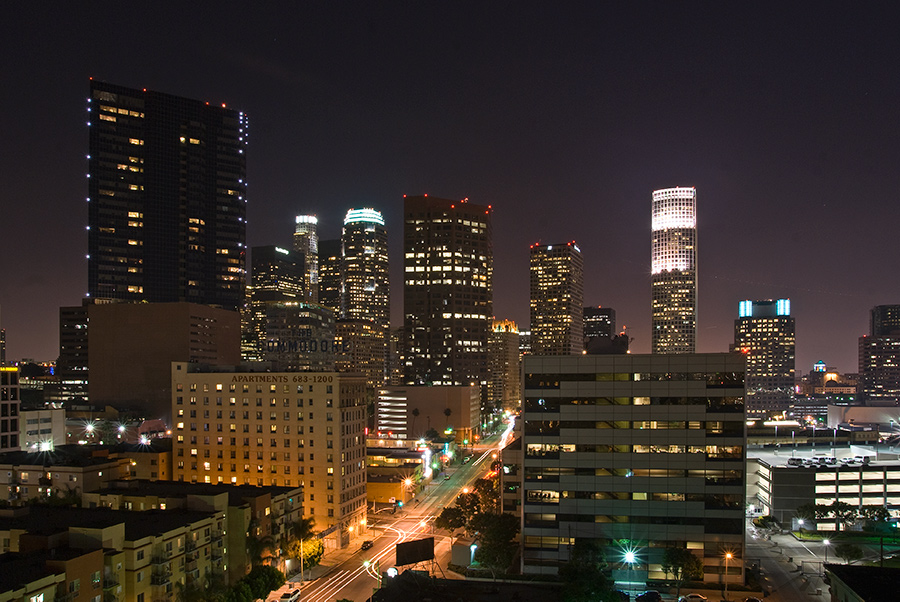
287, 530, 381, 586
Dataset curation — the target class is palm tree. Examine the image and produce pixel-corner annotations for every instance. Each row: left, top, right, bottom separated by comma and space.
411, 408, 420, 438
443, 407, 452, 429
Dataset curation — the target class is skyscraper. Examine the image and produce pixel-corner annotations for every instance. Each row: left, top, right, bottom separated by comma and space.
87, 80, 248, 309
293, 215, 319, 303
651, 187, 698, 354
733, 299, 795, 417
403, 195, 492, 388
317, 238, 342, 314
244, 245, 305, 361
529, 242, 584, 355
583, 306, 616, 351
341, 208, 389, 327
859, 305, 900, 401
521, 353, 746, 579
488, 319, 521, 413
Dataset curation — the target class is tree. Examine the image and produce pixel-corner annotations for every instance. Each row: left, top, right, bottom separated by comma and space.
455, 492, 481, 526
241, 565, 285, 600
435, 506, 467, 533
411, 408, 420, 437
473, 476, 499, 514
246, 533, 277, 567
661, 547, 704, 599
795, 503, 818, 522
860, 505, 891, 523
559, 539, 620, 602
424, 427, 439, 440
829, 500, 856, 532
469, 513, 520, 578
834, 543, 864, 564
443, 407, 452, 428
224, 583, 253, 602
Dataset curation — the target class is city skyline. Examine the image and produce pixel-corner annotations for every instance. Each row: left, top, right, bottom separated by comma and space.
3, 4, 900, 373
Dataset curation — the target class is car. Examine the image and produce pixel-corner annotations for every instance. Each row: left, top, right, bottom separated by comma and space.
279, 590, 301, 602
679, 595, 708, 602
463, 456, 471, 464
360, 540, 374, 550
635, 592, 662, 602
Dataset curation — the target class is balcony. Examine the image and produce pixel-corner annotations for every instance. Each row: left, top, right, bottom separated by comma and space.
151, 572, 172, 586
103, 578, 119, 590
151, 555, 167, 566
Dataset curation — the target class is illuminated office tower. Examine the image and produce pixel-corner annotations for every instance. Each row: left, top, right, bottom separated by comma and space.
734, 299, 795, 417
403, 195, 492, 387
489, 319, 521, 413
529, 242, 584, 355
651, 187, 697, 354
317, 239, 342, 314
341, 208, 389, 327
87, 80, 248, 309
859, 305, 900, 401
521, 353, 746, 579
244, 245, 305, 361
293, 215, 319, 303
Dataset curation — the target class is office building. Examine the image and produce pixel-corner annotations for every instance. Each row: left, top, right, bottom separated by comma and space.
293, 215, 319, 303
258, 302, 336, 372
529, 242, 584, 356
0, 366, 20, 452
341, 208, 389, 326
488, 319, 522, 413
341, 208, 389, 383
19, 407, 65, 452
87, 80, 247, 309
171, 363, 368, 548
733, 299, 796, 418
651, 187, 698, 354
317, 238, 343, 314
859, 305, 900, 401
375, 385, 481, 444
403, 195, 492, 388
244, 245, 305, 361
583, 306, 616, 350
521, 353, 746, 585
335, 319, 386, 388
52, 304, 90, 404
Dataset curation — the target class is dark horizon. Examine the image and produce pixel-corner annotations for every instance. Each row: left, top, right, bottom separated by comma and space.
3, 3, 900, 374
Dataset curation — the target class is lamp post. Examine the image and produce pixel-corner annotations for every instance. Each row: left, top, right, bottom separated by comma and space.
724, 552, 733, 601
470, 543, 478, 566
832, 427, 837, 457
624, 550, 637, 598
792, 429, 796, 457
823, 539, 831, 564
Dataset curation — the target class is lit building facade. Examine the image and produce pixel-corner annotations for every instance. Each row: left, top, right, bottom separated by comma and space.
317, 238, 343, 315
859, 305, 900, 401
521, 353, 746, 584
87, 80, 247, 309
733, 299, 795, 418
244, 245, 305, 362
403, 195, 492, 388
489, 319, 522, 413
0, 366, 20, 452
171, 363, 367, 547
651, 187, 697, 354
375, 385, 481, 444
529, 242, 584, 356
335, 319, 385, 388
293, 215, 319, 304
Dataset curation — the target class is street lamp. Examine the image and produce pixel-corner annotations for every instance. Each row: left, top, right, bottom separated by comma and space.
832, 427, 837, 457
823, 538, 831, 563
623, 549, 638, 597
470, 543, 478, 566
724, 552, 733, 601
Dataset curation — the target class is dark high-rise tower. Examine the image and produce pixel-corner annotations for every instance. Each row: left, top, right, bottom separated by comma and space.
529, 242, 584, 355
317, 238, 342, 314
733, 299, 795, 417
651, 187, 697, 354
87, 81, 248, 309
403, 195, 492, 387
583, 306, 616, 349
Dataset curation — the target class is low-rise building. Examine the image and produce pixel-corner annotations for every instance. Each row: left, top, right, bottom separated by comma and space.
375, 385, 481, 444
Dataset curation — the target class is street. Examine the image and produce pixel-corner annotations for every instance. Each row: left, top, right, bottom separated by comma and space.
285, 436, 502, 602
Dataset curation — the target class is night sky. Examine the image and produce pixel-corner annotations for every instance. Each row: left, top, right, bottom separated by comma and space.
3, 3, 900, 375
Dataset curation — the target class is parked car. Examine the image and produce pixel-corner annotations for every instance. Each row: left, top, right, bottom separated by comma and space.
635, 592, 662, 602
444, 475, 451, 480
679, 595, 708, 602
361, 540, 374, 550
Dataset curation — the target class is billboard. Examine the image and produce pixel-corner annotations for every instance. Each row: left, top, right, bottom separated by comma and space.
395, 537, 435, 566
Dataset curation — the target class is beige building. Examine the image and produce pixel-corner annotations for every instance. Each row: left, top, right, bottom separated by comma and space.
82, 479, 302, 584
375, 385, 481, 444
171, 363, 367, 548
0, 446, 131, 505
0, 506, 222, 602
20, 407, 66, 452
489, 319, 522, 413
